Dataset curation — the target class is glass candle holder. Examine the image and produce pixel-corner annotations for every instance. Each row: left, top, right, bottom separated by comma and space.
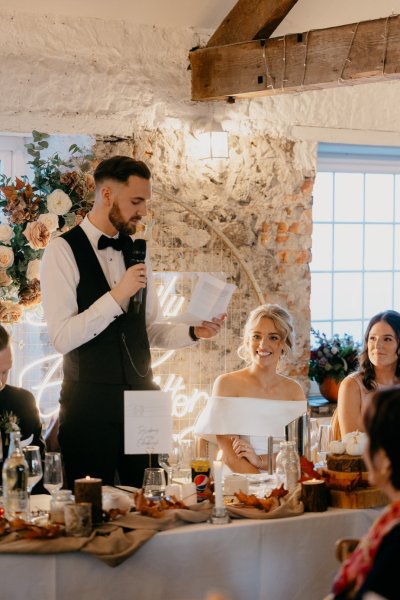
64, 502, 92, 537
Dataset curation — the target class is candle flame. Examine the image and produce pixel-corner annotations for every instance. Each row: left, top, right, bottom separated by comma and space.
85, 475, 91, 480
216, 449, 223, 460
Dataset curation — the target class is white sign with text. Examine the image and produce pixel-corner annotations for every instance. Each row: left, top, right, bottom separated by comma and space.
124, 391, 173, 454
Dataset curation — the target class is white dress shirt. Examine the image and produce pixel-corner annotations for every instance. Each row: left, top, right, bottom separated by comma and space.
40, 216, 194, 355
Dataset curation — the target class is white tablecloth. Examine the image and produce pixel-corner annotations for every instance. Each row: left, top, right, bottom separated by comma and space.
0, 507, 380, 600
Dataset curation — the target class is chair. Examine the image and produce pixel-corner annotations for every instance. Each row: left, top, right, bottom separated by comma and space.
335, 538, 359, 562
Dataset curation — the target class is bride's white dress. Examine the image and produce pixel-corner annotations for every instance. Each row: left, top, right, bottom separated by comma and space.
194, 396, 307, 462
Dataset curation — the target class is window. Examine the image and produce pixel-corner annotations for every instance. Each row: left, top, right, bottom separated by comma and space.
311, 143, 400, 342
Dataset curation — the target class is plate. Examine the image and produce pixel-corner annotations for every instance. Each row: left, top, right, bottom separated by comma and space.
244, 473, 273, 484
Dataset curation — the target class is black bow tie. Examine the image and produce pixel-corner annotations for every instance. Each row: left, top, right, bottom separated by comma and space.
98, 234, 124, 251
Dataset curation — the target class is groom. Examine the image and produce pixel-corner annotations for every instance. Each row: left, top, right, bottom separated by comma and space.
41, 156, 225, 488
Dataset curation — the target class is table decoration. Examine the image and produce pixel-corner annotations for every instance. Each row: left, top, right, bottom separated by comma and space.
64, 502, 92, 537
301, 479, 328, 512
227, 484, 304, 520
0, 131, 94, 322
74, 476, 102, 523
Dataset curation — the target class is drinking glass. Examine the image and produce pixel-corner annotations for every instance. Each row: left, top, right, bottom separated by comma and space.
23, 446, 43, 494
158, 454, 172, 485
158, 439, 193, 484
142, 468, 166, 501
43, 452, 63, 495
317, 424, 334, 467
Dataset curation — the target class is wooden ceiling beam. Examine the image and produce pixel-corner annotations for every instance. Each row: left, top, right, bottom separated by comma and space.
191, 15, 400, 101
206, 0, 300, 48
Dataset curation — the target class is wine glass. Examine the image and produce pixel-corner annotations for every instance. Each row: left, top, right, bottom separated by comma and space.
43, 452, 63, 495
23, 446, 43, 494
158, 454, 172, 485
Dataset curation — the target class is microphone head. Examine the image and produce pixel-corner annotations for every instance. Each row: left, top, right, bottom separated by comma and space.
132, 238, 146, 262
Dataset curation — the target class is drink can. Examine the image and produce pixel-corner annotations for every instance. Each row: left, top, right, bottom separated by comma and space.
191, 457, 210, 502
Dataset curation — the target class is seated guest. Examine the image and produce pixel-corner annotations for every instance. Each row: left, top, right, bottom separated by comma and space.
331, 386, 400, 600
0, 325, 45, 468
194, 304, 306, 473
338, 310, 400, 437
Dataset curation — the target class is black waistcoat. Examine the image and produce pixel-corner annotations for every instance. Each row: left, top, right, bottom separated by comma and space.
61, 226, 154, 388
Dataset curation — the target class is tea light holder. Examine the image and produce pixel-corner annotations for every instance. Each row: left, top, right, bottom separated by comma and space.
210, 505, 231, 524
64, 502, 92, 536
301, 479, 328, 512
74, 476, 102, 523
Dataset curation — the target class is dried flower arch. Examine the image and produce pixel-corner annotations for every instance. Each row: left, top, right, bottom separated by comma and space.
0, 132, 94, 323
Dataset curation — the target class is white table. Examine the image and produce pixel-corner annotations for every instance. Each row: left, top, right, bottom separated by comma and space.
0, 507, 380, 600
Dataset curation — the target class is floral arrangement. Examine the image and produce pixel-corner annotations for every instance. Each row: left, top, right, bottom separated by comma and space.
0, 131, 94, 322
308, 328, 360, 384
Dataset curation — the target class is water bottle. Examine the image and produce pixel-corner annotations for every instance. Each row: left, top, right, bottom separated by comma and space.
275, 441, 289, 489
285, 441, 301, 492
2, 429, 29, 520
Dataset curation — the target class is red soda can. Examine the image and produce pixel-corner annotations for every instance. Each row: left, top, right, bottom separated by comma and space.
191, 457, 210, 502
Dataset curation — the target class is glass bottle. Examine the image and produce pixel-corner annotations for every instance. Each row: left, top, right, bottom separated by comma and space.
285, 441, 301, 492
2, 430, 29, 520
275, 441, 301, 492
275, 441, 289, 489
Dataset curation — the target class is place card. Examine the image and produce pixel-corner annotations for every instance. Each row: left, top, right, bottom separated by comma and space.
124, 391, 172, 454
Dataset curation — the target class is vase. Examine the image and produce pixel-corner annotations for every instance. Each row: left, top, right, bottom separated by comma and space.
319, 377, 341, 402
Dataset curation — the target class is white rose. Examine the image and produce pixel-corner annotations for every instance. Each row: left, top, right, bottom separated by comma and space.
26, 259, 41, 281
38, 212, 59, 233
46, 189, 72, 215
0, 224, 14, 245
0, 246, 14, 269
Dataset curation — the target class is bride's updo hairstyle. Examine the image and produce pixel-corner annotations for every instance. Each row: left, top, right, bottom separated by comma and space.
238, 303, 295, 365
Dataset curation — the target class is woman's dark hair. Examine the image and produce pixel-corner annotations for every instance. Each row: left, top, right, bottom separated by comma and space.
359, 310, 400, 390
0, 324, 10, 351
364, 386, 400, 490
94, 156, 151, 185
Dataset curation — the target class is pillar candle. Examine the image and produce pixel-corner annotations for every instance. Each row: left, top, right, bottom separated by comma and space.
213, 452, 224, 510
301, 479, 328, 512
74, 476, 102, 523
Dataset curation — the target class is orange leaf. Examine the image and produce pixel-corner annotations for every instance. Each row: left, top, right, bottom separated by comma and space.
15, 177, 25, 190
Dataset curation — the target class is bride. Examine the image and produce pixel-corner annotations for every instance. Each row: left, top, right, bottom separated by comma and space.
194, 304, 306, 473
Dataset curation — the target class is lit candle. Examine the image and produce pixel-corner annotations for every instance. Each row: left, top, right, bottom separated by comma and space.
301, 478, 328, 512
74, 476, 103, 523
213, 450, 224, 510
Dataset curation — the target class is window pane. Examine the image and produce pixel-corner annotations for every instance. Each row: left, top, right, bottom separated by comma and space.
395, 175, 400, 222
334, 173, 363, 222
364, 225, 393, 270
313, 172, 333, 222
364, 273, 393, 319
334, 224, 362, 270
365, 174, 394, 222
394, 274, 400, 312
395, 225, 400, 269
311, 224, 332, 271
312, 321, 332, 337
332, 320, 363, 342
333, 273, 362, 319
311, 273, 332, 320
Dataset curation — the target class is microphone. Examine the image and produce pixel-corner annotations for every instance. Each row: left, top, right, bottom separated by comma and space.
126, 238, 147, 314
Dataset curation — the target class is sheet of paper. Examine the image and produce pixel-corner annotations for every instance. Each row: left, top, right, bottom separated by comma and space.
124, 391, 173, 455
164, 272, 236, 325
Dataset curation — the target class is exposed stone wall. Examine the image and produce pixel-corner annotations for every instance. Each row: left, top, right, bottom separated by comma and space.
93, 130, 315, 392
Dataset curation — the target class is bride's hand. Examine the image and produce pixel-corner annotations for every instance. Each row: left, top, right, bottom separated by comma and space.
231, 436, 259, 468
